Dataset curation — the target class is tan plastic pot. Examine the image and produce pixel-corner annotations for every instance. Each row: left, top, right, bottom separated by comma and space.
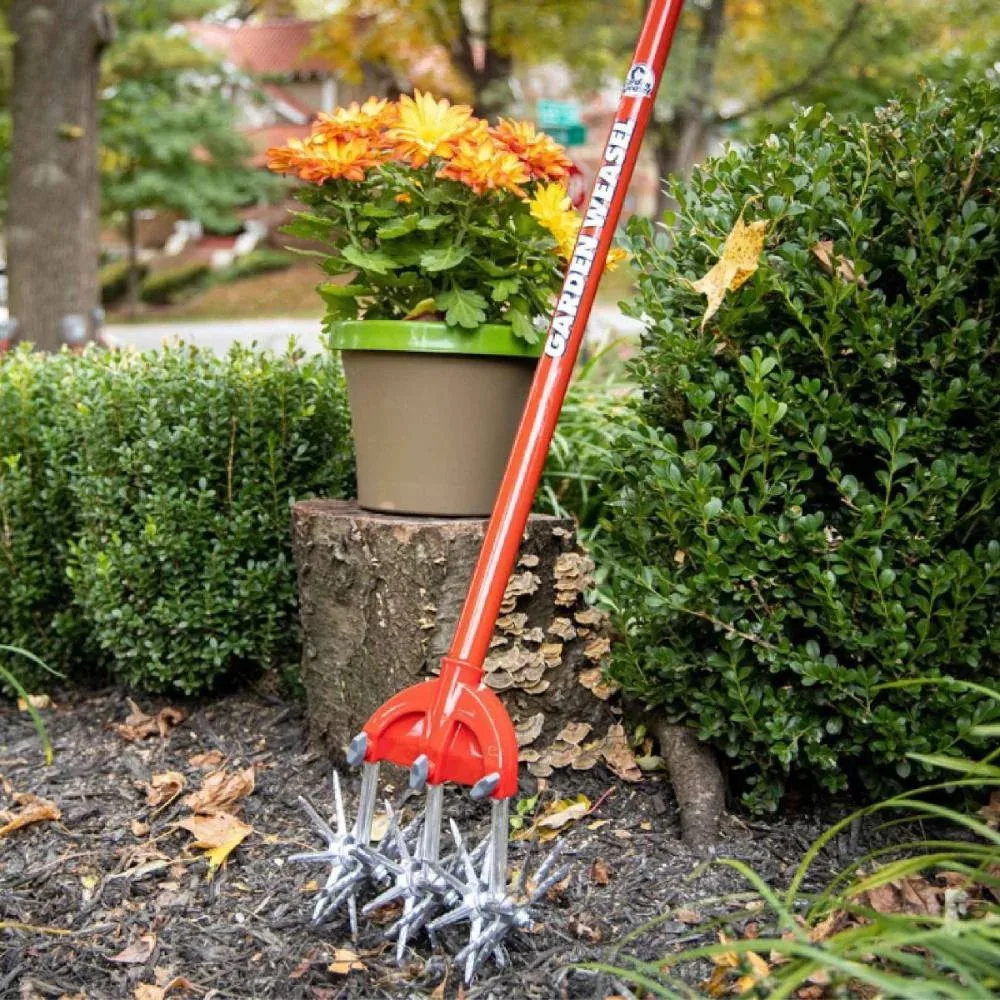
331, 320, 541, 517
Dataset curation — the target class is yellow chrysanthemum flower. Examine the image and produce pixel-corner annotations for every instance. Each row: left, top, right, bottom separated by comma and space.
529, 182, 631, 269
438, 137, 530, 197
313, 97, 397, 142
492, 119, 574, 182
386, 90, 477, 167
529, 182, 580, 258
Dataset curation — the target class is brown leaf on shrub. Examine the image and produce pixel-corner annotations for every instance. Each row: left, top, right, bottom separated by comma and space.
0, 791, 61, 838
691, 213, 768, 330
110, 932, 157, 964
115, 700, 184, 741
812, 240, 865, 286
146, 772, 187, 810
602, 724, 642, 782
176, 812, 252, 876
184, 768, 254, 815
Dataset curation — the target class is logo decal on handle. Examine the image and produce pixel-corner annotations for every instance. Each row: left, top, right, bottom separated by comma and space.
623, 62, 656, 98
544, 119, 636, 359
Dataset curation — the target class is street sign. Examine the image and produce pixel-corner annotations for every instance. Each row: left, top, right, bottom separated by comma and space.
537, 99, 582, 130
545, 124, 588, 148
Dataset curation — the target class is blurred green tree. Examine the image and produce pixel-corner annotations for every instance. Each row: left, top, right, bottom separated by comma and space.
100, 1, 281, 313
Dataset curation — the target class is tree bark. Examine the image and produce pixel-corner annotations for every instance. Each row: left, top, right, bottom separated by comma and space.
7, 1, 111, 351
126, 209, 140, 318
292, 501, 619, 773
652, 0, 728, 218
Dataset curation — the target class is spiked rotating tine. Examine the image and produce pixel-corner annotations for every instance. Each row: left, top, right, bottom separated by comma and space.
290, 763, 380, 936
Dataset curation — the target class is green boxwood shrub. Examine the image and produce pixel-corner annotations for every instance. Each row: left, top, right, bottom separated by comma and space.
68, 344, 353, 694
218, 248, 294, 283
608, 81, 1000, 811
140, 262, 210, 305
0, 349, 92, 689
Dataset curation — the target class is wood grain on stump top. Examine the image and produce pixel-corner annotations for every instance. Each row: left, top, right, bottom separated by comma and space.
292, 499, 627, 782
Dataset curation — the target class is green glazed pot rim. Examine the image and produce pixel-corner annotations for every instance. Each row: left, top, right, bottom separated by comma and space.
327, 320, 542, 359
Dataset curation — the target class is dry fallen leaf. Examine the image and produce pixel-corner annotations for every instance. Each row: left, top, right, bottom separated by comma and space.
188, 750, 224, 770
146, 772, 187, 810
978, 790, 1000, 829
176, 812, 252, 876
131, 819, 151, 838
858, 876, 942, 917
536, 795, 590, 834
602, 724, 642, 783
110, 932, 157, 964
114, 700, 184, 741
17, 694, 52, 711
327, 948, 365, 975
133, 977, 199, 1000
691, 213, 768, 330
0, 791, 61, 838
590, 858, 610, 886
184, 768, 254, 815
568, 914, 603, 943
675, 908, 703, 925
735, 951, 770, 994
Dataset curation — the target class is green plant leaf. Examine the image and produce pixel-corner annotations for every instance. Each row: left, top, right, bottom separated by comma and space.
340, 245, 398, 275
420, 246, 471, 272
376, 214, 420, 240
435, 288, 487, 329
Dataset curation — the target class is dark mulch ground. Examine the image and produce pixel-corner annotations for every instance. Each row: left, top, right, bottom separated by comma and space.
2, 691, 876, 1000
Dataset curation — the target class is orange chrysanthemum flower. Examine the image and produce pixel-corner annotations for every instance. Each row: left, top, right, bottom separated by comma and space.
293, 137, 384, 183
438, 137, 531, 197
491, 119, 574, 182
386, 90, 477, 167
265, 137, 317, 176
313, 97, 398, 142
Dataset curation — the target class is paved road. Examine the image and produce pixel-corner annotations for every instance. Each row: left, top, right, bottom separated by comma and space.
104, 306, 645, 355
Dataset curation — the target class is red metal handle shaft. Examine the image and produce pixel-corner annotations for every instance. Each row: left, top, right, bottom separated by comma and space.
448, 0, 686, 672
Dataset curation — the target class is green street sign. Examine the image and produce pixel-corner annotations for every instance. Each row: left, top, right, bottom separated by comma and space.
537, 99, 582, 130
545, 123, 588, 148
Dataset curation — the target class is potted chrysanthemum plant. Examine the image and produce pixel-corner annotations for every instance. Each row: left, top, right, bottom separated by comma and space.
267, 91, 622, 516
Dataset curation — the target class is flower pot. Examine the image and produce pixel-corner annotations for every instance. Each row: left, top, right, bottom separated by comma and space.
330, 320, 542, 517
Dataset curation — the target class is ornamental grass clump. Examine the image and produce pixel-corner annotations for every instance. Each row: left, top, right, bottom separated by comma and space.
266, 92, 624, 339
605, 81, 1000, 812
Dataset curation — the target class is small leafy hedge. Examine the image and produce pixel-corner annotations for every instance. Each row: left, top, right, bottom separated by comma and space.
0, 343, 352, 694
140, 262, 211, 305
608, 81, 1000, 811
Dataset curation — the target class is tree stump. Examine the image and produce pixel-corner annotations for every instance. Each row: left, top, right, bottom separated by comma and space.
292, 500, 635, 782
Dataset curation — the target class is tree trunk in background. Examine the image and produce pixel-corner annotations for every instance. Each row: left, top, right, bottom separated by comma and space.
7, 1, 112, 351
126, 210, 140, 318
653, 0, 728, 218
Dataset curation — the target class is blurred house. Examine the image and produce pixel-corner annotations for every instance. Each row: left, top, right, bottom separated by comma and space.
183, 18, 362, 168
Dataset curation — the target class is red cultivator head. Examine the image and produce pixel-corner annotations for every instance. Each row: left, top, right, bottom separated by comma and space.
358, 658, 520, 800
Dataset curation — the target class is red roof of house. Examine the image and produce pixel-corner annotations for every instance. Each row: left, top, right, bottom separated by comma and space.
185, 20, 333, 77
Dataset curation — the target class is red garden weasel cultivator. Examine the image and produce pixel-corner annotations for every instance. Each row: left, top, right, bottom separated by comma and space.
292, 0, 686, 980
